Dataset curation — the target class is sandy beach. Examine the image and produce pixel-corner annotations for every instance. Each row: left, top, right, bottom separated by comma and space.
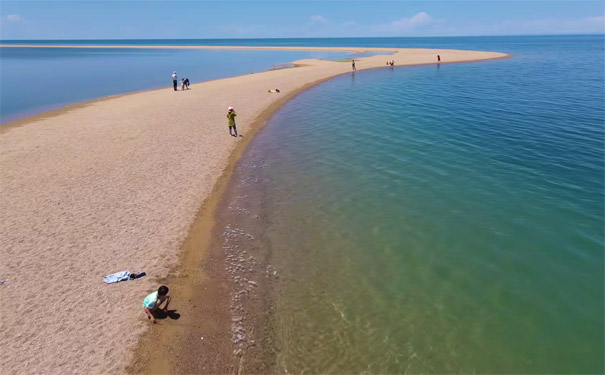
0, 46, 509, 374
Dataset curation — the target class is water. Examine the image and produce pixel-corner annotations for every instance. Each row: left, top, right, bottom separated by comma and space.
221, 35, 604, 373
2, 35, 591, 123
0, 47, 354, 123
1, 35, 591, 50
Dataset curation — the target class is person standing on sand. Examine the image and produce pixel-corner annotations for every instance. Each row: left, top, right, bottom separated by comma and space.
437, 55, 441, 62
227, 107, 238, 137
352, 59, 356, 71
172, 71, 178, 91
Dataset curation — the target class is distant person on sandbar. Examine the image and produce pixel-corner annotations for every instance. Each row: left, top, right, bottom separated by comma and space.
143, 285, 172, 324
352, 59, 356, 71
181, 78, 190, 90
437, 55, 441, 62
227, 107, 238, 137
390, 60, 395, 67
172, 71, 178, 91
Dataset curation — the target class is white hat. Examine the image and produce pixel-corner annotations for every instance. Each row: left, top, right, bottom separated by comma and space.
228, 107, 233, 111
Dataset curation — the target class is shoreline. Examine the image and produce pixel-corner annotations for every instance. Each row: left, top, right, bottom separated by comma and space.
0, 46, 510, 374
126, 70, 370, 374
126, 52, 513, 374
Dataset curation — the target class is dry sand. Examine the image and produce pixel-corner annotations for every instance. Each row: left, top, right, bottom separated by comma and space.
0, 46, 509, 374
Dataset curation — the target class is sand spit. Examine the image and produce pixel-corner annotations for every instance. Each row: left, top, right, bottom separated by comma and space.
0, 46, 509, 374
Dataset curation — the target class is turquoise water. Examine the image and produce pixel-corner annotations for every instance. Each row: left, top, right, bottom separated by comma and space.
223, 35, 604, 373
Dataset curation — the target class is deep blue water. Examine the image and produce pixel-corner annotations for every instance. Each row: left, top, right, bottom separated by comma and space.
2, 35, 598, 50
219, 34, 604, 373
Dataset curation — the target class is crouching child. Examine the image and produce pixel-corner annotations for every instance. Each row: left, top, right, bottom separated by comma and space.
142, 285, 171, 324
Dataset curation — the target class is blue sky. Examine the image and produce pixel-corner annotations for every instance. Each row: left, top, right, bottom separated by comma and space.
1, 1, 603, 39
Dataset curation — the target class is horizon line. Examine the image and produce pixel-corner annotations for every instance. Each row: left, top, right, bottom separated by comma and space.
1, 33, 604, 42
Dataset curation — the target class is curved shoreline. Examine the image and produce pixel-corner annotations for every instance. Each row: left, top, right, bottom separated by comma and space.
0, 46, 510, 374
126, 51, 512, 374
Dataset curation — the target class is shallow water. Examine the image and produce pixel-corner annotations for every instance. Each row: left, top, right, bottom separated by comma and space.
223, 35, 604, 373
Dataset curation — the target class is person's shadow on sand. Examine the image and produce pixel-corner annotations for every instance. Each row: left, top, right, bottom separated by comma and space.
153, 309, 181, 320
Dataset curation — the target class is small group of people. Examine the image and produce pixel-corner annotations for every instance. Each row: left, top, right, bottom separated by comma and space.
171, 71, 190, 91
386, 60, 395, 67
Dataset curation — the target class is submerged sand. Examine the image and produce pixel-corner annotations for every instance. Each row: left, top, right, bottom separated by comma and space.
0, 46, 508, 374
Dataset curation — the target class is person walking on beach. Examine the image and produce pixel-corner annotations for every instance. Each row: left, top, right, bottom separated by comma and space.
172, 71, 178, 91
143, 285, 172, 324
437, 55, 441, 62
352, 59, 356, 71
227, 107, 238, 137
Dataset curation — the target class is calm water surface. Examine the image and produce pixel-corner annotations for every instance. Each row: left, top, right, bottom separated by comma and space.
2, 35, 594, 123
224, 35, 604, 373
0, 47, 352, 123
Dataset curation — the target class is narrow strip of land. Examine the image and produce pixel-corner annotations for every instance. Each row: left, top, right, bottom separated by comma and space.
0, 46, 509, 374
1, 44, 394, 52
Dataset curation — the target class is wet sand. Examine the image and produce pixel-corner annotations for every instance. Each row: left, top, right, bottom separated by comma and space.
0, 46, 509, 374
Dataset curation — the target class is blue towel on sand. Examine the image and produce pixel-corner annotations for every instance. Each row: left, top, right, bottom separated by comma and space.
103, 271, 146, 284
103, 271, 131, 284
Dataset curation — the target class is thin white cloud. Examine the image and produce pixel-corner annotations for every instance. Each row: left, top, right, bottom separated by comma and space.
6, 14, 23, 22
310, 15, 327, 25
373, 12, 433, 34
393, 12, 432, 30
370, 12, 603, 37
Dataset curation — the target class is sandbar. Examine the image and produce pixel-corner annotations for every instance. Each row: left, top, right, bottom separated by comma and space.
0, 46, 509, 374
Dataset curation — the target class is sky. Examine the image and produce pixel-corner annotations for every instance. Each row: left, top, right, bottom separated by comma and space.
0, 0, 604, 40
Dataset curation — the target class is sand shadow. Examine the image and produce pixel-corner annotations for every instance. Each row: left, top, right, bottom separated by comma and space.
152, 309, 181, 320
